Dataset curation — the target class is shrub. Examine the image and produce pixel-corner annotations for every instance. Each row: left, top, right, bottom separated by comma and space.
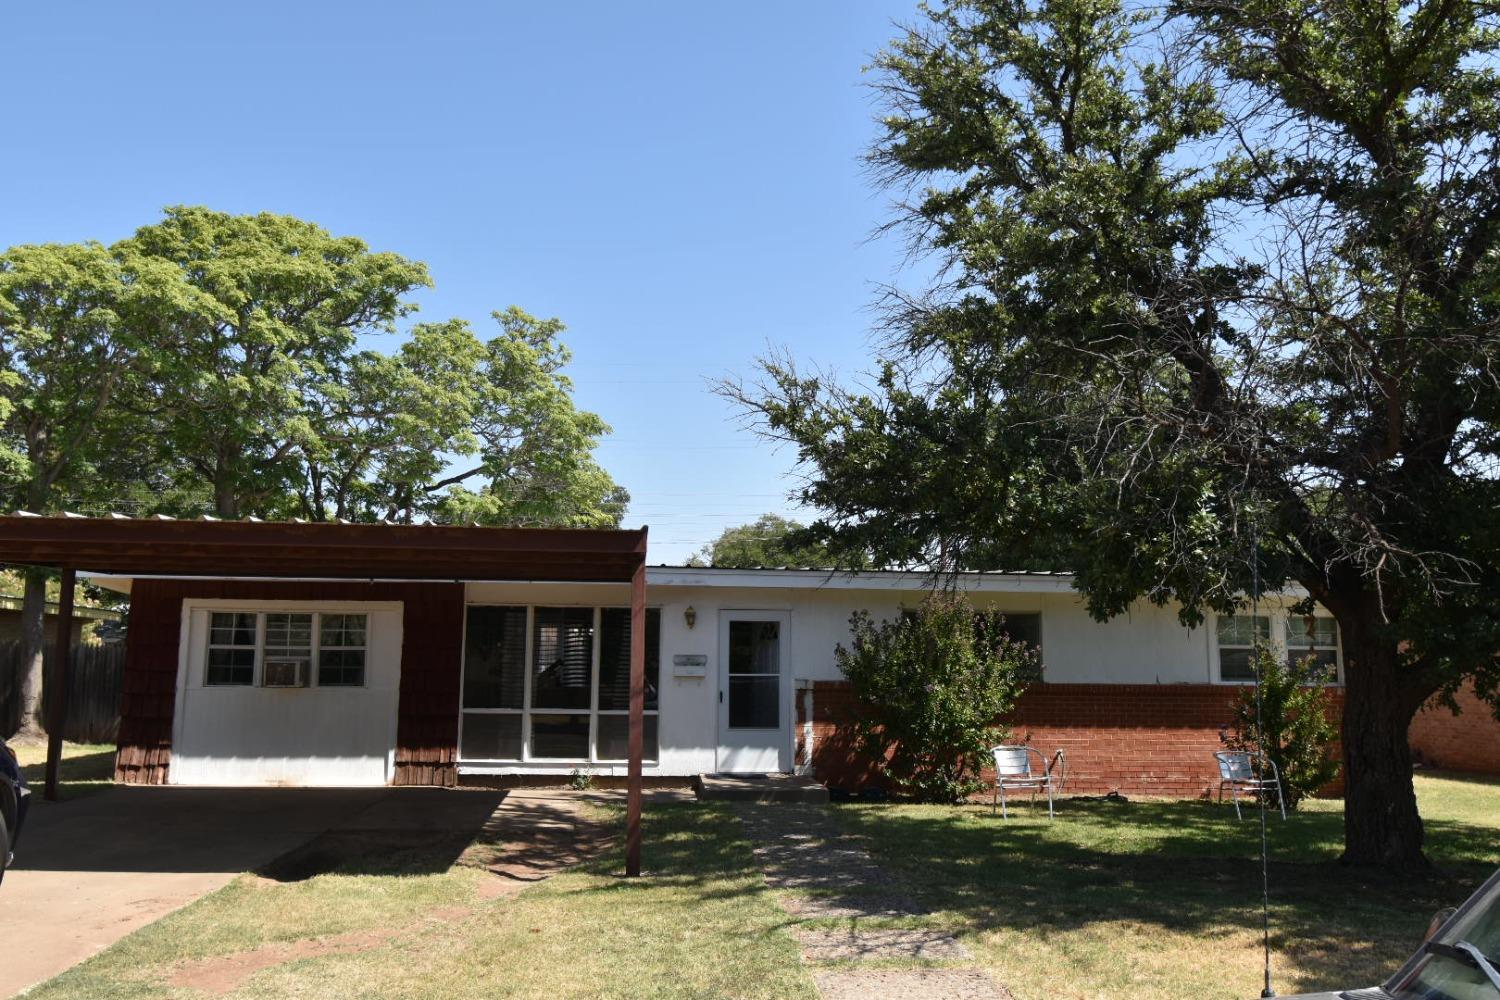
1223, 647, 1341, 810
835, 594, 1039, 803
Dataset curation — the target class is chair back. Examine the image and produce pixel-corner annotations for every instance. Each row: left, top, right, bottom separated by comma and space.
992, 745, 1033, 778
1215, 751, 1255, 781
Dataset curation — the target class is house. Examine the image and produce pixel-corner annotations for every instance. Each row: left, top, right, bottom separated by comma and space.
7, 513, 1489, 799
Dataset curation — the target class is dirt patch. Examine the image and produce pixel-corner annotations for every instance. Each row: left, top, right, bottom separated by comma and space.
168, 905, 473, 996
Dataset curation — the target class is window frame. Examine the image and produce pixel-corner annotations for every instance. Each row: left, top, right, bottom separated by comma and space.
203, 609, 369, 689
458, 604, 662, 765
1211, 610, 1342, 686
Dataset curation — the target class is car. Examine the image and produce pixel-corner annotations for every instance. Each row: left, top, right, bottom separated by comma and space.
1286, 866, 1500, 999
0, 738, 28, 887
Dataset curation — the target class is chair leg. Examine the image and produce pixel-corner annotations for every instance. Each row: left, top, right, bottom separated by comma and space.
1046, 781, 1055, 820
1000, 785, 1008, 820
1277, 782, 1286, 821
1232, 785, 1243, 821
992, 785, 997, 817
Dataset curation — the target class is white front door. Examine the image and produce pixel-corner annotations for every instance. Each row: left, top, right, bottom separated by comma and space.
716, 611, 790, 773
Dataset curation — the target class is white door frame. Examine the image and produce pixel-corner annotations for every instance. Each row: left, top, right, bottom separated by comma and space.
715, 609, 792, 773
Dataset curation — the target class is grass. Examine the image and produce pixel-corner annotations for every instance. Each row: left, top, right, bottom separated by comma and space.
12, 739, 116, 798
26, 801, 817, 1000
830, 771, 1500, 999
21, 770, 1500, 1000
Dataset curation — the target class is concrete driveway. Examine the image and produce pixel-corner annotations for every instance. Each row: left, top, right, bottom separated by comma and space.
0, 785, 504, 998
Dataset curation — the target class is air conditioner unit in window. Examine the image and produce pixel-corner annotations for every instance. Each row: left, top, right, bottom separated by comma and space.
262, 658, 310, 688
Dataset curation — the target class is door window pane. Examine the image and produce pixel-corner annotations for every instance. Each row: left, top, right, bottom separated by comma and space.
464, 606, 526, 709
729, 621, 780, 675
530, 713, 590, 758
598, 608, 660, 711
461, 712, 522, 760
532, 608, 594, 710
596, 715, 658, 761
729, 676, 779, 729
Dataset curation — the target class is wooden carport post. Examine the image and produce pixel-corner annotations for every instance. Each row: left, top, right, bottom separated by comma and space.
625, 543, 647, 877
43, 566, 76, 801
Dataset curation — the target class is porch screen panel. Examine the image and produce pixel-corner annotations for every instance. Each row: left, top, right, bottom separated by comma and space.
597, 607, 661, 760
532, 608, 594, 709
461, 713, 522, 760
598, 608, 661, 711
463, 606, 526, 709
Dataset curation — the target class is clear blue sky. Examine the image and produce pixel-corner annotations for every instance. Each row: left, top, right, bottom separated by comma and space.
2, 2, 923, 563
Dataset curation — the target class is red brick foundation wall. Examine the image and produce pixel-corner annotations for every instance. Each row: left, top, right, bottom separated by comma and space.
796, 680, 1357, 799
115, 579, 464, 786
1408, 681, 1500, 775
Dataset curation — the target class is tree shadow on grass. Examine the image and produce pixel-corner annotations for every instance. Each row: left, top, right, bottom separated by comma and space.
19, 748, 116, 794
828, 799, 1497, 995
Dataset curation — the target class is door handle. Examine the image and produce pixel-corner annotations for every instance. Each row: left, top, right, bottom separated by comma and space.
719, 690, 723, 703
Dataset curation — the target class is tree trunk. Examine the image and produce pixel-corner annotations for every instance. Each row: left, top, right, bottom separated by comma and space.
1339, 625, 1429, 870
13, 569, 48, 739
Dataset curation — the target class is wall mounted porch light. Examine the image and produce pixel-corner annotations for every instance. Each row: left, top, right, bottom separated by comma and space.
684, 605, 697, 630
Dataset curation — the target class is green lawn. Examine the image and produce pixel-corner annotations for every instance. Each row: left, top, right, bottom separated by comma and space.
23, 771, 1500, 1000
13, 739, 117, 798
832, 771, 1500, 998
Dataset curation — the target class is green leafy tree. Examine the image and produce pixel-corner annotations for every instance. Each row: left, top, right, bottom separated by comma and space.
835, 594, 1037, 802
296, 308, 627, 527
1224, 647, 1342, 810
423, 308, 628, 527
0, 241, 175, 735
124, 206, 431, 519
726, 0, 1500, 868
687, 513, 855, 567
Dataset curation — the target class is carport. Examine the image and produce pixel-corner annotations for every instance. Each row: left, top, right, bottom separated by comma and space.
0, 513, 654, 876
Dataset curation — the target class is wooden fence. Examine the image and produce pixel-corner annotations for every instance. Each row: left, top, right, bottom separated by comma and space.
0, 640, 126, 743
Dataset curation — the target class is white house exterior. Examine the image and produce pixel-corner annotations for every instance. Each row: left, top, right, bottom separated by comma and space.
99, 566, 1347, 796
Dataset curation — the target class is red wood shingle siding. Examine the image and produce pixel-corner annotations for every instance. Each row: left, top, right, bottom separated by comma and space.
114, 579, 464, 786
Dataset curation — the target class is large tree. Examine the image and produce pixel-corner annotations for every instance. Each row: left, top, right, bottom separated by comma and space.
296, 309, 628, 526
124, 206, 432, 519
0, 241, 176, 735
727, 0, 1500, 869
687, 513, 853, 567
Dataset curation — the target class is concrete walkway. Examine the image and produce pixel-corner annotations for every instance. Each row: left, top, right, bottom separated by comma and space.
0, 785, 504, 998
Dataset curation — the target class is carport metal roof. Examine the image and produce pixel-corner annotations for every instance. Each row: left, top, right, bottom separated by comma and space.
0, 513, 648, 582
0, 513, 652, 876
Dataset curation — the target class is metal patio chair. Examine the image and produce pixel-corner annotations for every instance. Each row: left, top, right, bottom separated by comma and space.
991, 745, 1065, 819
1215, 750, 1286, 820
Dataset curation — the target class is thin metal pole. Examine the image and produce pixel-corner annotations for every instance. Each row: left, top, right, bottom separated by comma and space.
1251, 528, 1275, 998
625, 553, 647, 877
43, 566, 76, 802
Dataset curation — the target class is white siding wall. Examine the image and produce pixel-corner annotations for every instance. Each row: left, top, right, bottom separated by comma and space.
170, 600, 404, 786
457, 580, 1273, 777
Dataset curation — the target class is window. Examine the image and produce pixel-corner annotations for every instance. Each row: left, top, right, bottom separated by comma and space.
1215, 612, 1340, 684
207, 612, 258, 686
204, 610, 368, 687
460, 605, 661, 763
1285, 616, 1340, 680
1216, 614, 1271, 682
318, 614, 368, 686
